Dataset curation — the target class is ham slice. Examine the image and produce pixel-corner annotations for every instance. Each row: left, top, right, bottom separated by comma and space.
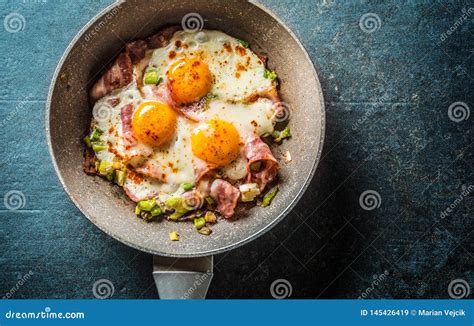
147, 26, 180, 49
134, 161, 167, 182
193, 158, 217, 183
90, 26, 180, 101
243, 135, 279, 190
90, 53, 133, 101
210, 179, 240, 218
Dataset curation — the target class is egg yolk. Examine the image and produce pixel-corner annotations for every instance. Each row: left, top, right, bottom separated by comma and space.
132, 101, 177, 147
167, 57, 212, 105
191, 120, 241, 166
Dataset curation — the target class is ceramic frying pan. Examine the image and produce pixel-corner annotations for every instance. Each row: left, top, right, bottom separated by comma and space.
46, 0, 325, 298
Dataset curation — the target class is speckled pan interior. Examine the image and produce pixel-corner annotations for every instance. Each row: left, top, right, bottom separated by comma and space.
46, 0, 325, 257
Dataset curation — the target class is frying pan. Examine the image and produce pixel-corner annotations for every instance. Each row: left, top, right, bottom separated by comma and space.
46, 0, 325, 299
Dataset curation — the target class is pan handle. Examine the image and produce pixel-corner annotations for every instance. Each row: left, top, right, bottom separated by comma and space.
152, 255, 213, 299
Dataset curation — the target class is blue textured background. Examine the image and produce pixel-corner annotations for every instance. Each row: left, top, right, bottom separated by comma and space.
0, 0, 472, 299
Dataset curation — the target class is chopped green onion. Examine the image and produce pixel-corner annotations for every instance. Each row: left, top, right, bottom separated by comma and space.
260, 186, 279, 207
151, 206, 163, 217
165, 196, 188, 214
194, 217, 206, 230
98, 161, 113, 176
106, 172, 114, 181
156, 77, 163, 86
181, 182, 194, 191
137, 199, 157, 212
90, 128, 103, 141
198, 226, 212, 236
237, 38, 249, 48
264, 69, 278, 81
250, 161, 262, 172
84, 136, 92, 148
144, 69, 158, 85
135, 206, 141, 216
114, 170, 126, 186
169, 231, 179, 241
165, 196, 180, 208
169, 212, 183, 221
272, 126, 292, 143
92, 142, 107, 152
204, 211, 217, 224
205, 196, 215, 206
140, 210, 153, 221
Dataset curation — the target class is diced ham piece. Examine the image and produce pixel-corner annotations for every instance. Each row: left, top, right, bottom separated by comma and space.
123, 183, 157, 202
121, 104, 136, 147
147, 26, 180, 49
83, 148, 96, 175
90, 53, 133, 101
134, 161, 167, 182
193, 158, 217, 183
210, 179, 240, 218
243, 135, 279, 190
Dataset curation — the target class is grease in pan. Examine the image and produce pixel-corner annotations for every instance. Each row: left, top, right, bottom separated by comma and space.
84, 27, 291, 236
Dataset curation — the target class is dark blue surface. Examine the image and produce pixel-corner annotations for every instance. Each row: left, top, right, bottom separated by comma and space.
0, 0, 472, 299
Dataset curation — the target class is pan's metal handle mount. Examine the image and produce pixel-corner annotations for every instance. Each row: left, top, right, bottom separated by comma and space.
152, 255, 213, 299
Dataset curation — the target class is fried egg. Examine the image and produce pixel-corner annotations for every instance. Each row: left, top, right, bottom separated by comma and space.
147, 30, 273, 102
89, 29, 279, 202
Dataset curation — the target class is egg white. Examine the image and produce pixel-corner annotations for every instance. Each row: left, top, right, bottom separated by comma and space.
148, 30, 272, 101
89, 30, 279, 201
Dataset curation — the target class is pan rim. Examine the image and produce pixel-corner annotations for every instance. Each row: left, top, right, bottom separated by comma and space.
45, 0, 326, 258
